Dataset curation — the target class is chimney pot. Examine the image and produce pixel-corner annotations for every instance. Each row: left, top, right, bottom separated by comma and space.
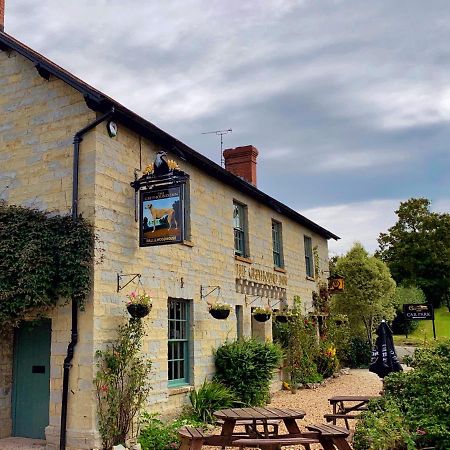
0, 0, 4, 31
223, 145, 259, 186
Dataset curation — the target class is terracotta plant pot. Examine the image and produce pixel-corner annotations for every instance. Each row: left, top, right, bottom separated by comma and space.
127, 303, 151, 319
209, 309, 230, 320
253, 313, 271, 322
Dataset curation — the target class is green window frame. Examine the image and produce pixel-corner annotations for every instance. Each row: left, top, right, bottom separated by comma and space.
168, 298, 190, 386
304, 235, 314, 278
233, 202, 248, 257
272, 220, 284, 268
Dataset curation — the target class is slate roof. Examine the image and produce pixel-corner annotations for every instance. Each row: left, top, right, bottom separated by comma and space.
0, 31, 339, 240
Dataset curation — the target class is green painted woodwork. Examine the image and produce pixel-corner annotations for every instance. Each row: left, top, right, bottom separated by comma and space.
12, 320, 51, 439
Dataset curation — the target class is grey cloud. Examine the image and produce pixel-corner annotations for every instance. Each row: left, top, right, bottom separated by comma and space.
6, 0, 450, 251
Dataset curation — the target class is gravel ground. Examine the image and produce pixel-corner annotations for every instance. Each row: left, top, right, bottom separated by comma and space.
204, 369, 383, 449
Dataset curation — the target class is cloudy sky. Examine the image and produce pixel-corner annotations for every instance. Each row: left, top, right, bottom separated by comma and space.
5, 0, 450, 254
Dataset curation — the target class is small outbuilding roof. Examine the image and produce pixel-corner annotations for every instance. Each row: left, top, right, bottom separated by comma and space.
0, 31, 339, 240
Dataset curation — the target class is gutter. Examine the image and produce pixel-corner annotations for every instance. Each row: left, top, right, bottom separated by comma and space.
60, 108, 114, 450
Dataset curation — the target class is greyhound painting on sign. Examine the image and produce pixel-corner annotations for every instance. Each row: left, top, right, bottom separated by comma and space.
140, 185, 184, 246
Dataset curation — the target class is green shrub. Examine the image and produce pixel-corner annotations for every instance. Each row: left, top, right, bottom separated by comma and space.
0, 204, 95, 326
353, 397, 416, 450
285, 308, 321, 385
315, 342, 339, 378
214, 338, 283, 406
346, 336, 371, 368
188, 380, 237, 423
95, 320, 152, 449
354, 341, 450, 449
138, 413, 204, 450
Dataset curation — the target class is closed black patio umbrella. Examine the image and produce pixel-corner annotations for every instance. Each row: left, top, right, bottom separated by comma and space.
369, 320, 403, 378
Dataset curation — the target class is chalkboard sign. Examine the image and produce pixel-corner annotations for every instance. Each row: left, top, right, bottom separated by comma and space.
403, 303, 434, 320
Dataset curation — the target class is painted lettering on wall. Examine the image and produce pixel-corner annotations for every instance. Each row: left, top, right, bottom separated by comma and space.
235, 264, 287, 287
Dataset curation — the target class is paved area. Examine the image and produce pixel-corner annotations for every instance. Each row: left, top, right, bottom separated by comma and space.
395, 345, 416, 362
0, 438, 46, 450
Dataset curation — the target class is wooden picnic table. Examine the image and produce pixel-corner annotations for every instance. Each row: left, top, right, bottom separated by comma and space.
325, 396, 378, 428
179, 407, 353, 449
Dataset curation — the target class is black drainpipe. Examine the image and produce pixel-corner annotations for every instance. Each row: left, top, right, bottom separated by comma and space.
60, 108, 114, 450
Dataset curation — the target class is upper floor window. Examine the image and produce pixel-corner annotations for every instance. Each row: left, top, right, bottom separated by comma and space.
168, 298, 190, 386
272, 220, 284, 268
304, 235, 314, 278
233, 202, 248, 257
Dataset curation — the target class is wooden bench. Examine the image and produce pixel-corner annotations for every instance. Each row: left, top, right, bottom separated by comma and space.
306, 423, 352, 450
178, 425, 253, 450
233, 436, 319, 449
179, 426, 208, 450
324, 413, 361, 428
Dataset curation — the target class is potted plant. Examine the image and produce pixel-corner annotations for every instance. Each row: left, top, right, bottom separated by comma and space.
252, 307, 272, 322
209, 302, 232, 320
126, 290, 152, 319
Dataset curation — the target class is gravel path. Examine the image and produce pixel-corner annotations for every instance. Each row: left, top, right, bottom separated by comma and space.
204, 369, 382, 449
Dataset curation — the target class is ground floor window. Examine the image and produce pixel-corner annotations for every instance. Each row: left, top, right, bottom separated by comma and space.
168, 298, 190, 386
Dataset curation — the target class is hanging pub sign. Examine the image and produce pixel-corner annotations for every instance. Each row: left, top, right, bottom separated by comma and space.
131, 150, 189, 247
328, 274, 345, 293
140, 185, 184, 246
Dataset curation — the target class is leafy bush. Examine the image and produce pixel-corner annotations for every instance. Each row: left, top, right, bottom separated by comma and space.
138, 413, 204, 450
315, 343, 339, 378
214, 338, 283, 406
391, 286, 425, 335
345, 336, 371, 368
95, 320, 152, 449
353, 397, 415, 450
354, 341, 450, 449
0, 203, 95, 326
188, 380, 237, 423
285, 304, 322, 385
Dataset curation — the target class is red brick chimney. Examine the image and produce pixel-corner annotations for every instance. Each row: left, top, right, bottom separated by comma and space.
223, 145, 259, 186
0, 0, 4, 32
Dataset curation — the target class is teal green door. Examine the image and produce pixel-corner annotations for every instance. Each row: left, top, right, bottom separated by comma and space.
12, 320, 51, 439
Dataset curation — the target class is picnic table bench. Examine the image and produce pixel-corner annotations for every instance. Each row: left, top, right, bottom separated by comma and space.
325, 396, 377, 429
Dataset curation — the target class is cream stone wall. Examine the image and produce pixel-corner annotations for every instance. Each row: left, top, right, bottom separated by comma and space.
0, 51, 99, 449
1, 48, 331, 449
91, 122, 330, 417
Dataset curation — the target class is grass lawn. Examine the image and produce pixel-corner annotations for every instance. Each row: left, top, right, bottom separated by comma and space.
394, 306, 450, 345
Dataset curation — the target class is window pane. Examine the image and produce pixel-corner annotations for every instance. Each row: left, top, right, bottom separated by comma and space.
233, 202, 247, 256
272, 221, 283, 267
304, 236, 313, 277
168, 299, 190, 383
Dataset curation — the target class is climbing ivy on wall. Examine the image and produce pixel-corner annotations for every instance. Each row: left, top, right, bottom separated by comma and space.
0, 203, 95, 326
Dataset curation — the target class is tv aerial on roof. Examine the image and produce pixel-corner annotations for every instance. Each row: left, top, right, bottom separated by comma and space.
202, 128, 232, 167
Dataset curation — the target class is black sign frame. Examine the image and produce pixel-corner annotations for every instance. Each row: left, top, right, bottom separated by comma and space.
403, 303, 434, 320
139, 183, 185, 247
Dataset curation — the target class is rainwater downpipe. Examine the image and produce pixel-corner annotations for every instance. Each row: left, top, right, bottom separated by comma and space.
60, 108, 114, 450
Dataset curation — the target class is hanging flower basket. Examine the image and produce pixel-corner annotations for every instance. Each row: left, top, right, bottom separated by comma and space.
209, 308, 230, 320
126, 290, 152, 319
253, 313, 271, 322
127, 303, 151, 319
275, 314, 288, 323
209, 303, 232, 320
252, 307, 272, 322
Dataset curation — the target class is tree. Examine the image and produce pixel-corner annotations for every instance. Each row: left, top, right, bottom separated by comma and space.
391, 285, 425, 335
377, 198, 450, 307
331, 243, 396, 345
